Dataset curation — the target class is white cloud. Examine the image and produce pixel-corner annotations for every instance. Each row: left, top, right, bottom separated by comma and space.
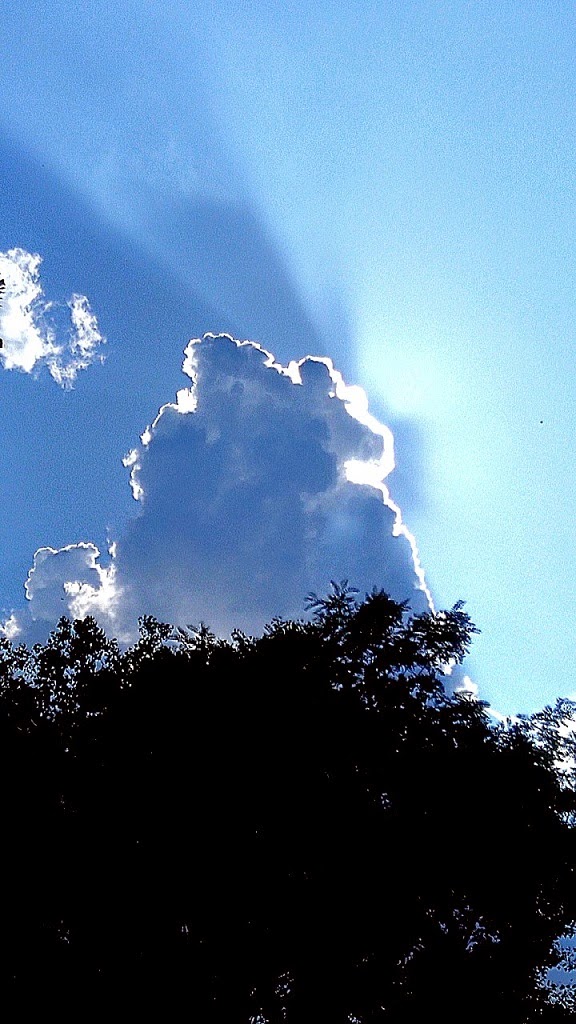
0, 614, 21, 640
454, 674, 480, 699
21, 542, 120, 632
0, 248, 105, 386
16, 334, 433, 642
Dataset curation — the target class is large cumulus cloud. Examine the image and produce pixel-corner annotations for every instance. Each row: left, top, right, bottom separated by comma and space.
0, 248, 105, 386
8, 334, 432, 641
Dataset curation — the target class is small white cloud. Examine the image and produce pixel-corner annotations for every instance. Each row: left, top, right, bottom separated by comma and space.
24, 542, 120, 629
454, 674, 479, 698
0, 614, 21, 640
0, 248, 105, 386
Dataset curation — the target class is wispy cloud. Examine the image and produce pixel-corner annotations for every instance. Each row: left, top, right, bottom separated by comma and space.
0, 248, 105, 386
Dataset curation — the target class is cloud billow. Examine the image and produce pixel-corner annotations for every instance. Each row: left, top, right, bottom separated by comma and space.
10, 334, 430, 641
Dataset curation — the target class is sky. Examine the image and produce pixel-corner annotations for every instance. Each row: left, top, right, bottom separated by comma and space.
0, 1, 575, 714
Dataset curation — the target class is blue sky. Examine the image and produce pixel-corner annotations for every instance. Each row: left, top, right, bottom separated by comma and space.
1, 1, 575, 713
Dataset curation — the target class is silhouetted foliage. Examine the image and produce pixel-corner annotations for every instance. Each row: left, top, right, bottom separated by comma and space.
0, 590, 573, 1020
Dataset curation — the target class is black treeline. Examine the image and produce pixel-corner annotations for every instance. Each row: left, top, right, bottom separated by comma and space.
0, 584, 574, 1021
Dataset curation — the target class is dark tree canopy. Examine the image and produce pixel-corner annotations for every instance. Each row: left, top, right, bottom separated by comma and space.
0, 585, 574, 1021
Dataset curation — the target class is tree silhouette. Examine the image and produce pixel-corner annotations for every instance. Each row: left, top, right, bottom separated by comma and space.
0, 587, 573, 1020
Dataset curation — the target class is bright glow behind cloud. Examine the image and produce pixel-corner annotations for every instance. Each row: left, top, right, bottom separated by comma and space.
0, 248, 105, 386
